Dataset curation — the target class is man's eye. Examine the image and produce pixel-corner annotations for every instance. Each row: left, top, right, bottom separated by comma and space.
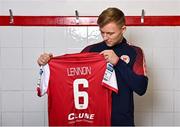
101, 32, 105, 34
108, 33, 114, 36
101, 32, 114, 36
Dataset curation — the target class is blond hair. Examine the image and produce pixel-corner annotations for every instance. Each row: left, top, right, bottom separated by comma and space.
97, 7, 125, 28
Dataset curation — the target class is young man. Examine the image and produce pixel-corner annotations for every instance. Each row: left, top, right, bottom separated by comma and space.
37, 7, 148, 126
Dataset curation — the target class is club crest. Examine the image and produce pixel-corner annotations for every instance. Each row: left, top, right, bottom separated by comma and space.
120, 55, 130, 64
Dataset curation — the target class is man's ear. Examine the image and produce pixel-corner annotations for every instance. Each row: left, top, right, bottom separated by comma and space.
121, 25, 126, 34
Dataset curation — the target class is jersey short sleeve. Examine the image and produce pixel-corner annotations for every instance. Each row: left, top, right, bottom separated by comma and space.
37, 64, 50, 97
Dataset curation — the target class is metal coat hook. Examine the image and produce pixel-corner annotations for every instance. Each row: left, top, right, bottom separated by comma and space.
75, 10, 79, 24
9, 9, 14, 24
141, 9, 145, 23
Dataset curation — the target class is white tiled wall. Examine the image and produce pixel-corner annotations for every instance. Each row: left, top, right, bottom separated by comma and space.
126, 26, 180, 126
0, 25, 180, 126
0, 26, 101, 126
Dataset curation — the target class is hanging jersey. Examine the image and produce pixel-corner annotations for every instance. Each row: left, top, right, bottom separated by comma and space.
37, 52, 118, 126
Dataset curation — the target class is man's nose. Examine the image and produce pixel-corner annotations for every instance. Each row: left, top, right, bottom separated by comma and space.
102, 33, 108, 41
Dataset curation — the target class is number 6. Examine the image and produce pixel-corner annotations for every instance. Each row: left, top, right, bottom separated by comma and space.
73, 78, 88, 109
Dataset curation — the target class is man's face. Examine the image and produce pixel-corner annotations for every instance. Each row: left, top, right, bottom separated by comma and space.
100, 22, 126, 47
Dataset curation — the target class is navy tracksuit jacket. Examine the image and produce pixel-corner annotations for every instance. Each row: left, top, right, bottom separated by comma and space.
81, 38, 148, 126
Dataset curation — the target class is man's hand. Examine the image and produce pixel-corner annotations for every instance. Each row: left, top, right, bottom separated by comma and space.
100, 50, 119, 65
37, 53, 53, 66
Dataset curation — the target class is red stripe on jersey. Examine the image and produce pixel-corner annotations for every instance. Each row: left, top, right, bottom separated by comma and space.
102, 82, 118, 94
132, 46, 147, 76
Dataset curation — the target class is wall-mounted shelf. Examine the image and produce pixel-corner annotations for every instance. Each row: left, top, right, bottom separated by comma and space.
0, 16, 180, 26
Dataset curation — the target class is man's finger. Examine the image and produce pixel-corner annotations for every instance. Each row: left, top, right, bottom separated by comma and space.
99, 51, 105, 55
49, 53, 53, 58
